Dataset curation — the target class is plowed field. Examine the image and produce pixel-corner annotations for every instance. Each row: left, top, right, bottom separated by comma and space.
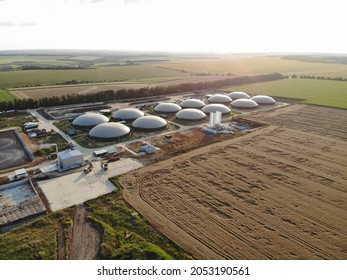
119, 105, 347, 259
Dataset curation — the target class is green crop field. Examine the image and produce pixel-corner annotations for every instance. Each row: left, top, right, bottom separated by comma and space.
162, 56, 347, 78
0, 65, 189, 88
224, 79, 347, 109
0, 89, 17, 102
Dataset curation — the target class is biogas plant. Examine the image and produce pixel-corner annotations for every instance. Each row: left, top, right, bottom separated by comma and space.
0, 90, 279, 230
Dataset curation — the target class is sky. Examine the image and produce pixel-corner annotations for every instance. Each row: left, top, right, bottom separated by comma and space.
0, 0, 346, 53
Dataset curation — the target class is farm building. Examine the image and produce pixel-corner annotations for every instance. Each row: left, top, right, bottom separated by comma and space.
231, 99, 259, 109
208, 94, 232, 104
228, 91, 250, 100
175, 108, 206, 121
202, 104, 231, 114
58, 149, 84, 170
72, 113, 109, 129
88, 122, 130, 141
154, 103, 182, 114
179, 99, 206, 109
112, 108, 144, 122
251, 95, 276, 105
132, 116, 167, 131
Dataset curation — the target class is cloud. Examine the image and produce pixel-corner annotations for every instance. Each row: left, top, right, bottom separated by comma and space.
0, 20, 36, 27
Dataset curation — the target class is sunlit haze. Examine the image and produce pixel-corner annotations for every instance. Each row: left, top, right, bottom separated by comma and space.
0, 0, 346, 53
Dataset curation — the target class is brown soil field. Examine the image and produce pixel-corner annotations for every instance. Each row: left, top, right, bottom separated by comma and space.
119, 104, 347, 259
12, 76, 230, 99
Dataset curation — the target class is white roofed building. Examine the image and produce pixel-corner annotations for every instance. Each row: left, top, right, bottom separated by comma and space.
202, 104, 231, 114
72, 113, 109, 129
58, 149, 84, 170
231, 99, 258, 109
88, 122, 130, 141
179, 99, 205, 109
251, 95, 276, 105
154, 103, 182, 114
112, 108, 144, 122
228, 91, 251, 100
175, 109, 206, 121
132, 116, 167, 131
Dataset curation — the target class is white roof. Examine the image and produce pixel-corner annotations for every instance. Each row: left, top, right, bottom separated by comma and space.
231, 98, 258, 108
89, 122, 130, 138
58, 149, 83, 160
72, 113, 109, 127
154, 102, 182, 113
175, 108, 206, 120
15, 168, 27, 175
208, 94, 232, 103
202, 104, 231, 114
251, 95, 276, 104
179, 98, 205, 108
112, 108, 144, 120
132, 116, 167, 129
228, 91, 250, 99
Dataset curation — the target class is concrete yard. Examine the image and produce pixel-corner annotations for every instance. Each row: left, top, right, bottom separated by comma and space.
38, 158, 143, 211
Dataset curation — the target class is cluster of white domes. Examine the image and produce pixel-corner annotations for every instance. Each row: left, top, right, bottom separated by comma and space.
208, 94, 232, 104
179, 98, 205, 109
112, 108, 144, 121
132, 116, 167, 130
89, 122, 130, 140
175, 109, 206, 121
154, 102, 182, 113
202, 104, 231, 114
72, 113, 109, 128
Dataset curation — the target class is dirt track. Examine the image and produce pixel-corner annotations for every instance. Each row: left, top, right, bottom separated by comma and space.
68, 206, 100, 260
120, 104, 347, 259
12, 76, 229, 99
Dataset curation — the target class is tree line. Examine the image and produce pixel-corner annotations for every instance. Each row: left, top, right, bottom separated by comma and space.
0, 73, 283, 111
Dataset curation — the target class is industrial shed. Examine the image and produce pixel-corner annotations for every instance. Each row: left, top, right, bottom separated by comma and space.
58, 149, 84, 170
175, 108, 206, 121
112, 108, 144, 122
132, 116, 167, 131
72, 113, 109, 129
179, 99, 206, 109
88, 122, 130, 141
154, 103, 182, 114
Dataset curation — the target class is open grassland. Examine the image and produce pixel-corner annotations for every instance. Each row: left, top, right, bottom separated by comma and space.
224, 79, 347, 109
162, 56, 347, 77
0, 65, 188, 88
120, 104, 347, 259
0, 89, 17, 102
0, 188, 190, 260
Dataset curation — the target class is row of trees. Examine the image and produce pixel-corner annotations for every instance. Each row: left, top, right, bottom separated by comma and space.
289, 74, 347, 81
0, 73, 283, 112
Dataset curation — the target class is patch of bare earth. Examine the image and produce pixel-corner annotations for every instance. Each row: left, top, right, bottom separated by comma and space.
68, 205, 101, 260
119, 104, 347, 259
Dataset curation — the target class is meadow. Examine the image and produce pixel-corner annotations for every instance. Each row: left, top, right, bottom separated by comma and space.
224, 79, 347, 109
0, 89, 17, 102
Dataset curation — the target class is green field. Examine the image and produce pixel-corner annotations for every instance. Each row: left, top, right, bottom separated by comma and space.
162, 56, 347, 78
0, 65, 189, 88
224, 79, 347, 109
0, 89, 17, 102
0, 188, 190, 260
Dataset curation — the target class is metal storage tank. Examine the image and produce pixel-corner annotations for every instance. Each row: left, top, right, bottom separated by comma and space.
112, 108, 144, 121
72, 113, 109, 129
58, 149, 84, 170
175, 109, 206, 121
251, 95, 276, 105
228, 91, 250, 100
202, 104, 231, 114
132, 116, 167, 131
154, 103, 182, 113
208, 94, 232, 104
231, 98, 258, 109
88, 122, 130, 141
179, 98, 205, 109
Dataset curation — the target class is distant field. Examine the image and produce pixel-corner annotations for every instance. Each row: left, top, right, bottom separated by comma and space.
0, 89, 17, 102
162, 56, 347, 78
0, 65, 188, 88
224, 79, 347, 109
